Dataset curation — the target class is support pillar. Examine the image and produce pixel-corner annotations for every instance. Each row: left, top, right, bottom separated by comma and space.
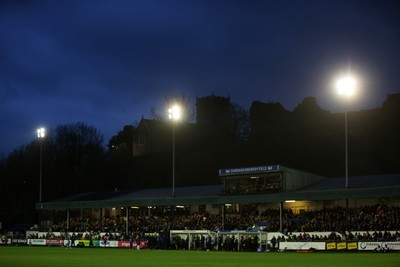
279, 202, 283, 233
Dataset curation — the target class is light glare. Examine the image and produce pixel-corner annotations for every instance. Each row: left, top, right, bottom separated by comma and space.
37, 127, 46, 138
168, 105, 182, 121
336, 76, 357, 97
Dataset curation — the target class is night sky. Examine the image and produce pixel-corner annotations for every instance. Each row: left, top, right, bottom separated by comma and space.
1, 0, 399, 155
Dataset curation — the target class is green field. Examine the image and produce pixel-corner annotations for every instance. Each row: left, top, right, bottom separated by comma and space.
1, 247, 399, 267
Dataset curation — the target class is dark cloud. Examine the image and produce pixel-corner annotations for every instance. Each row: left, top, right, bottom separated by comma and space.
1, 0, 399, 154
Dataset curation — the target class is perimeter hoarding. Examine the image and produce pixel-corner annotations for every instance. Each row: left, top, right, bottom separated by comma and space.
358, 242, 400, 251
279, 241, 326, 250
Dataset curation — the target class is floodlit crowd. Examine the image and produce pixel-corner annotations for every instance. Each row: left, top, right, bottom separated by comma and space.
36, 204, 400, 242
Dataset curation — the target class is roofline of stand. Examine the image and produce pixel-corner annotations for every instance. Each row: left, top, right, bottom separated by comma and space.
36, 185, 400, 210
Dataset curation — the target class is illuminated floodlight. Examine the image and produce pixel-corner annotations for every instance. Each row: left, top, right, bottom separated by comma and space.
336, 75, 357, 97
37, 127, 46, 138
168, 105, 182, 121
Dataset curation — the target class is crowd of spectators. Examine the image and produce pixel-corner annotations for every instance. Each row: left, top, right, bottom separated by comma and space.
50, 204, 399, 233
23, 204, 400, 245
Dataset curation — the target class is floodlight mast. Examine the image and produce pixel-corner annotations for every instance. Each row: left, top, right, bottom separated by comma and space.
37, 127, 46, 203
336, 74, 357, 190
168, 105, 182, 197
336, 72, 358, 231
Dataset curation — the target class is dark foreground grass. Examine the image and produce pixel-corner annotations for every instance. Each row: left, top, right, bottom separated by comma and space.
1, 246, 399, 267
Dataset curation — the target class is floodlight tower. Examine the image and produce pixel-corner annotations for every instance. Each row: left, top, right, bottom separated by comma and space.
336, 73, 358, 231
168, 105, 182, 197
37, 127, 46, 203
336, 75, 357, 190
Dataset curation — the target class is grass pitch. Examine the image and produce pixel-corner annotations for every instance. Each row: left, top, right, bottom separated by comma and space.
1, 246, 399, 267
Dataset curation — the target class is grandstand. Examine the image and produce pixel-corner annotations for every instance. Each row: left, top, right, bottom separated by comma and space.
34, 165, 400, 225
5, 164, 393, 252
